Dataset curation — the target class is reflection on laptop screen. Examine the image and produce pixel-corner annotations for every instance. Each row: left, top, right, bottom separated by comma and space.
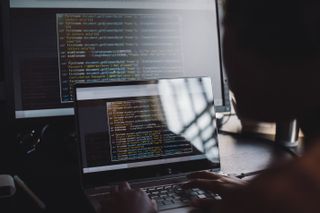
75, 77, 219, 174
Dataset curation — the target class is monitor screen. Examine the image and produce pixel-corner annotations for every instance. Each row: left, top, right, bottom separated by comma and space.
9, 0, 230, 119
75, 77, 220, 175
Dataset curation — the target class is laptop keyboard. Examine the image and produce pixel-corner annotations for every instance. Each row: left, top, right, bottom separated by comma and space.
89, 183, 222, 211
142, 183, 221, 211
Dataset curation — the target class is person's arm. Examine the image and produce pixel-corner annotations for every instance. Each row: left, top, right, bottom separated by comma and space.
102, 182, 157, 213
182, 171, 248, 209
103, 172, 247, 213
184, 143, 320, 213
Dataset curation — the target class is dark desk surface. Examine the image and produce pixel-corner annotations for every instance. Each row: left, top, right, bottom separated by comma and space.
7, 132, 296, 213
219, 133, 294, 175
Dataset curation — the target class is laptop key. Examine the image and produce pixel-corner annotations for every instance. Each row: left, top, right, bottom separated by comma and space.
157, 198, 165, 203
158, 202, 189, 211
197, 190, 205, 195
214, 194, 222, 200
197, 194, 207, 199
162, 200, 173, 205
180, 198, 189, 203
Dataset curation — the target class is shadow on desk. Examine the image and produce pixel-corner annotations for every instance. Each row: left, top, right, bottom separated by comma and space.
218, 132, 296, 176
0, 123, 94, 213
3, 131, 296, 213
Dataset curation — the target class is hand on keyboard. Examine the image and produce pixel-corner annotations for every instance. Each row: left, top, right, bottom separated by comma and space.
182, 171, 247, 209
143, 184, 194, 211
105, 182, 157, 213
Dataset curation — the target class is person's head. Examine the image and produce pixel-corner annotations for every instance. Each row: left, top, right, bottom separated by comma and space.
222, 0, 320, 127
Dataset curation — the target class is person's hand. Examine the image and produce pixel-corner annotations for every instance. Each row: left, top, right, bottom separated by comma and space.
182, 171, 247, 209
103, 182, 157, 213
183, 144, 320, 213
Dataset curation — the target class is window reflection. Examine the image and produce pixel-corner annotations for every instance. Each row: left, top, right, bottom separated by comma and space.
159, 77, 219, 162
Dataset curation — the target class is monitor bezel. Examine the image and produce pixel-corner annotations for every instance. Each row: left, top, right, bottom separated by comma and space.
2, 0, 230, 124
1, 0, 15, 126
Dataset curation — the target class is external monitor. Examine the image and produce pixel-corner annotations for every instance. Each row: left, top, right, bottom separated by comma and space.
5, 0, 230, 119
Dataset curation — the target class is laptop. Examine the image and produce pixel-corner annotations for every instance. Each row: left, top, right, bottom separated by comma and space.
74, 77, 221, 213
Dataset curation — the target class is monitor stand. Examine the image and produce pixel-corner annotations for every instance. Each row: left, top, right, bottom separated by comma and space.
275, 119, 300, 147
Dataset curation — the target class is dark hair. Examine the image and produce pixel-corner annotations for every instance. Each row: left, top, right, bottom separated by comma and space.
224, 0, 320, 60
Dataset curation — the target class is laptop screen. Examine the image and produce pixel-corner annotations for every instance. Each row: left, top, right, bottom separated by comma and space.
75, 77, 220, 180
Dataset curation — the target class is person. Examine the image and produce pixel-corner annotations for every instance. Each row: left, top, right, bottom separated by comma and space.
107, 0, 320, 212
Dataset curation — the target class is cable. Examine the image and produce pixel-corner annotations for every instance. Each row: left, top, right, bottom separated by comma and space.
217, 113, 236, 130
218, 129, 240, 136
218, 113, 232, 127
39, 124, 50, 144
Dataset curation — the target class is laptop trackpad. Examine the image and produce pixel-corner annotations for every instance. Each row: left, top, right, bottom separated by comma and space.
161, 207, 207, 213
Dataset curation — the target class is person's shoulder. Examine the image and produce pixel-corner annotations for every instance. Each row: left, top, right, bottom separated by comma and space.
299, 140, 320, 180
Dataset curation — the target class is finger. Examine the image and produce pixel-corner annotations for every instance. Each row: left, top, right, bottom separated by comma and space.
91, 198, 102, 213
133, 188, 147, 197
191, 198, 221, 209
151, 199, 158, 211
187, 171, 221, 180
118, 182, 131, 191
182, 179, 223, 193
133, 188, 144, 193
